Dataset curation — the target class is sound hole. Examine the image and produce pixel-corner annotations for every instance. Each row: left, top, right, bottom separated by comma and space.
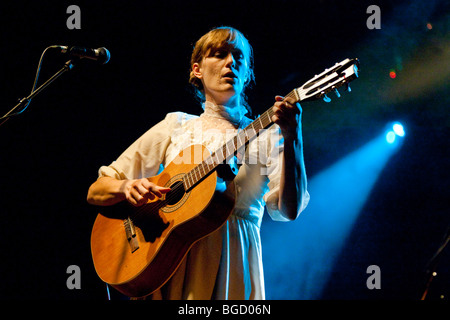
166, 180, 185, 206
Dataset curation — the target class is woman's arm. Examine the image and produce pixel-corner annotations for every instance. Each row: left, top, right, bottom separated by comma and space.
87, 176, 170, 207
271, 95, 308, 220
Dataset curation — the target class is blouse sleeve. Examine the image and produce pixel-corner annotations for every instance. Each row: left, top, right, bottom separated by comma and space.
262, 125, 310, 222
98, 112, 182, 180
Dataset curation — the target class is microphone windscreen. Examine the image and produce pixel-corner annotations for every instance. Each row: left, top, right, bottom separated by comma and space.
97, 47, 111, 65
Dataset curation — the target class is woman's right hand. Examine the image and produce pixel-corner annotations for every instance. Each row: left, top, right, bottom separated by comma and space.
125, 178, 171, 207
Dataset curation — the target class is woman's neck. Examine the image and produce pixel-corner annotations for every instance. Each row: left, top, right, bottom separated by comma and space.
203, 100, 246, 125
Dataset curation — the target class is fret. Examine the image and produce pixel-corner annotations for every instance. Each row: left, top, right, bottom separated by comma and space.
199, 162, 206, 176
235, 136, 241, 155
211, 150, 220, 165
213, 151, 221, 165
208, 150, 220, 167
201, 158, 212, 176
189, 168, 194, 182
285, 89, 296, 101
204, 153, 214, 166
256, 117, 262, 130
251, 118, 259, 131
265, 108, 274, 122
202, 160, 209, 173
251, 120, 257, 132
221, 145, 227, 162
245, 124, 257, 142
225, 140, 232, 159
184, 173, 192, 190
226, 138, 237, 159
260, 111, 269, 128
196, 165, 202, 179
230, 138, 236, 156
209, 159, 215, 170
193, 166, 199, 182
206, 160, 213, 172
184, 173, 189, 189
237, 130, 245, 149
182, 175, 189, 190
189, 171, 195, 186
207, 156, 219, 170
198, 164, 204, 178
190, 168, 196, 183
291, 89, 300, 102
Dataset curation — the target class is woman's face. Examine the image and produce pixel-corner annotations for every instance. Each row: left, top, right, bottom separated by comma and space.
193, 43, 249, 107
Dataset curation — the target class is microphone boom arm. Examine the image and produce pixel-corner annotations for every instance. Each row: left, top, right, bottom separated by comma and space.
0, 59, 76, 127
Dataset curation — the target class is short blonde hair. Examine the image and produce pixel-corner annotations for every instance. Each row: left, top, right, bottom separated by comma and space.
189, 27, 255, 113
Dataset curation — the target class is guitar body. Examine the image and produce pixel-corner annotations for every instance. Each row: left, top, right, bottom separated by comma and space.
90, 144, 235, 298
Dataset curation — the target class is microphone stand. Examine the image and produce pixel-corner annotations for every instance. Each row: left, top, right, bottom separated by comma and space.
0, 59, 76, 127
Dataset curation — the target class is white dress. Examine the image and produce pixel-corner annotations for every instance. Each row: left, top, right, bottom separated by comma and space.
97, 102, 309, 300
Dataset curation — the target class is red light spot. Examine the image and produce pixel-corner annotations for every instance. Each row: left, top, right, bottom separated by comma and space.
389, 71, 396, 79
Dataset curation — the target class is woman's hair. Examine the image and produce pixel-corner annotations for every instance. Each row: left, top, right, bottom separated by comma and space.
189, 26, 255, 115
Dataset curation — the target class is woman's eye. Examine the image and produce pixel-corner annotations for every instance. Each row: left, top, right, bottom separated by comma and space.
215, 50, 227, 58
213, 50, 244, 63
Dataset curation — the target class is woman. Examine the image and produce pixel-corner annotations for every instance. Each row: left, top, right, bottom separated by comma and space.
87, 26, 309, 299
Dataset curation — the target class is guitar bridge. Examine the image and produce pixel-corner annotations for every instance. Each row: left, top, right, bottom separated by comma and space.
124, 217, 139, 253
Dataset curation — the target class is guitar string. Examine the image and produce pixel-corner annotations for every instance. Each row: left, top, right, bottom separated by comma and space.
129, 181, 187, 220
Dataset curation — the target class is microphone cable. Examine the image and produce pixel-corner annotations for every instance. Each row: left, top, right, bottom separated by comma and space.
0, 45, 62, 122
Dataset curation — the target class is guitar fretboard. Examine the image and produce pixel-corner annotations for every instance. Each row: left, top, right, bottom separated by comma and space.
182, 89, 298, 191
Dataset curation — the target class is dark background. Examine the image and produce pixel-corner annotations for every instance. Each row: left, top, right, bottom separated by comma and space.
0, 0, 448, 300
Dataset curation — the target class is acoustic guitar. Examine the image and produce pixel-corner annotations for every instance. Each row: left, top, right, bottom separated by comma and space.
90, 58, 360, 298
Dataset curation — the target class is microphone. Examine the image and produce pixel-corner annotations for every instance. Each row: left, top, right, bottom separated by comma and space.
58, 46, 111, 64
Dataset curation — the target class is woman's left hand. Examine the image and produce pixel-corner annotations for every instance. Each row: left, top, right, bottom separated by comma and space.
271, 95, 302, 140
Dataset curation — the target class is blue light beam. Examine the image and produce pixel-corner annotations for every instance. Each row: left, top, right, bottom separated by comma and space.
262, 130, 404, 299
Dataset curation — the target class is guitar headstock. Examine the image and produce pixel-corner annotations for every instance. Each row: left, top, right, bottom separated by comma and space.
295, 58, 360, 103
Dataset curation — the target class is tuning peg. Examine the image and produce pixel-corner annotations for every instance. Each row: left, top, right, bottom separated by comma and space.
322, 94, 331, 103
333, 88, 341, 98
345, 83, 351, 92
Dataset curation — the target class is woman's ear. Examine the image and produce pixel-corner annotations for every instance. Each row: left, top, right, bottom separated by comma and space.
192, 62, 203, 79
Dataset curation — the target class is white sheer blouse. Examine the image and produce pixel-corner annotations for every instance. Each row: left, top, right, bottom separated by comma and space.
97, 103, 309, 299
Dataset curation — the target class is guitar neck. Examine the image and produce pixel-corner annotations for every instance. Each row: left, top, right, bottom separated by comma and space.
182, 89, 298, 191
182, 57, 360, 191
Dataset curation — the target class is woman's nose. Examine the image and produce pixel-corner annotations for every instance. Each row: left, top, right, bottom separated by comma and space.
225, 52, 236, 68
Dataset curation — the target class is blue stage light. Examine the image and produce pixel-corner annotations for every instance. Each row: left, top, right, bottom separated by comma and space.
386, 122, 405, 144
393, 122, 405, 137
